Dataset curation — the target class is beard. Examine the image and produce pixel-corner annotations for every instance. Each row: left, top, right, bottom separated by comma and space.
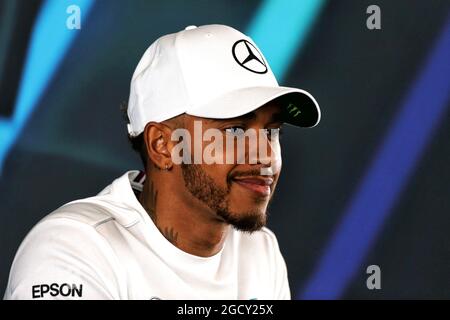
181, 163, 267, 233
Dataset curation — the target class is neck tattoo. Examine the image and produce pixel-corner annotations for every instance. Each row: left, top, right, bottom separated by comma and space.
143, 179, 179, 246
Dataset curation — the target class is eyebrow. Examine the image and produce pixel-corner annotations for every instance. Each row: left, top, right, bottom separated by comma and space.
239, 111, 257, 122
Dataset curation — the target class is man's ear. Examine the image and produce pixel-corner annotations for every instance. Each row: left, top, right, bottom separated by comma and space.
143, 122, 173, 170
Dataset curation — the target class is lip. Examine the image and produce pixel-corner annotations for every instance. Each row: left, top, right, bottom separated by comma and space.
232, 176, 273, 197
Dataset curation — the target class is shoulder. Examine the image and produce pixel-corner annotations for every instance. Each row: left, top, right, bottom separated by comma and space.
4, 199, 126, 299
9, 199, 123, 275
12, 196, 122, 253
42, 196, 117, 228
11, 196, 125, 272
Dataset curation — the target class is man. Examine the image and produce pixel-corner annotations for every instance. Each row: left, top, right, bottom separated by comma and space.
4, 24, 320, 299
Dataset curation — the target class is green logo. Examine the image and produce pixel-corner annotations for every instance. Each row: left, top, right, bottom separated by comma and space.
287, 103, 301, 117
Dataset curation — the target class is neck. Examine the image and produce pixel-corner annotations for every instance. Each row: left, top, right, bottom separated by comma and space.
138, 171, 229, 257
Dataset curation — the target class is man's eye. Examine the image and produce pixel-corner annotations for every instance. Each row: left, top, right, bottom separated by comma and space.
224, 126, 246, 135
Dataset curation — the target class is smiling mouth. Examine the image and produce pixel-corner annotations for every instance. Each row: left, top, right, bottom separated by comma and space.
232, 176, 273, 197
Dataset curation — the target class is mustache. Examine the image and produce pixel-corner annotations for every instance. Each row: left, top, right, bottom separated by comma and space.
228, 168, 273, 180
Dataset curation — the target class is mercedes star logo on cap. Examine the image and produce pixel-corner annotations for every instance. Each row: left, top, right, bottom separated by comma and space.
232, 39, 268, 74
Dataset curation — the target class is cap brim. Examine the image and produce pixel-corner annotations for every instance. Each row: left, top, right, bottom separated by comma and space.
186, 86, 321, 128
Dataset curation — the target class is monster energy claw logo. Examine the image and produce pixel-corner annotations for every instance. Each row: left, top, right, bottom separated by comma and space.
287, 103, 301, 117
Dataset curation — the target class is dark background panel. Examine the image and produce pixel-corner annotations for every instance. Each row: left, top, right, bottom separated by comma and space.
267, 0, 450, 297
344, 105, 450, 299
0, 0, 42, 116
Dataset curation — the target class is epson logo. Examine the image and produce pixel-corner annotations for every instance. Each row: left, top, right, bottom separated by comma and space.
32, 283, 83, 298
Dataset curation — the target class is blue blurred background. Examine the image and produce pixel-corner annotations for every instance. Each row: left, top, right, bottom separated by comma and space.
1, 0, 449, 299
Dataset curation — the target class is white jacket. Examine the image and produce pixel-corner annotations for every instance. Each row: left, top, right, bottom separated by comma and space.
4, 171, 290, 300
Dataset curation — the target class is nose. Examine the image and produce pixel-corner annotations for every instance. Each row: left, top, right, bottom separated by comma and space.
249, 129, 282, 175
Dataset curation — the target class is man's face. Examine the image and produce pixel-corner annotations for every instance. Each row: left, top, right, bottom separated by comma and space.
179, 103, 283, 233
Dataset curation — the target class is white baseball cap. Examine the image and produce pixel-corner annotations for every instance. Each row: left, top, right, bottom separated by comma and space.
127, 24, 320, 137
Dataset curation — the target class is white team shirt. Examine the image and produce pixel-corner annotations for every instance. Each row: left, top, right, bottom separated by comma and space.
4, 171, 291, 300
